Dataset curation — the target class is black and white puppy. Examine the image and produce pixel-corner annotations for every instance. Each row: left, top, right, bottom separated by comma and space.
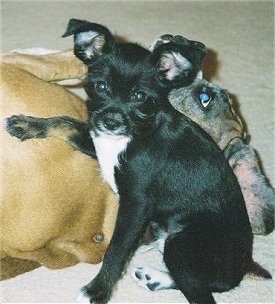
5, 19, 270, 304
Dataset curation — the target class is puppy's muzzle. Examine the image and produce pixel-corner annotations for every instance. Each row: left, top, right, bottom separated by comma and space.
92, 107, 130, 136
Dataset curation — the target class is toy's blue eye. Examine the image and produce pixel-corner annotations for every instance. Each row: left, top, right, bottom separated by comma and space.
198, 90, 212, 108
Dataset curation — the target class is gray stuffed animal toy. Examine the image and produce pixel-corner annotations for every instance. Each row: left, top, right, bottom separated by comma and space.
150, 34, 274, 235
169, 78, 274, 235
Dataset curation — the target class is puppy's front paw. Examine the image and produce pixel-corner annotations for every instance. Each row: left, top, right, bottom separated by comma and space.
132, 266, 176, 291
76, 291, 91, 303
5, 115, 46, 141
77, 278, 112, 304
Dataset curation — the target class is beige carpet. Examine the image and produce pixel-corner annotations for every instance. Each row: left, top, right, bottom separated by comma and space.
1, 0, 274, 303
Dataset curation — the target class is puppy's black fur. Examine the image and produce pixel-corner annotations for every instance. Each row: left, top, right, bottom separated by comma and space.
6, 19, 271, 304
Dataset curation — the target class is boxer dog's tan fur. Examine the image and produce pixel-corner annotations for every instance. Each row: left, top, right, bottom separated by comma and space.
1, 52, 117, 280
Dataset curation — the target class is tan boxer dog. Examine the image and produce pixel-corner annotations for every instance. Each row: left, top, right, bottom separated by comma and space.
1, 51, 118, 280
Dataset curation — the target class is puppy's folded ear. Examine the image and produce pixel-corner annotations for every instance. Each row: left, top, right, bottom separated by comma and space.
150, 34, 207, 86
62, 18, 115, 64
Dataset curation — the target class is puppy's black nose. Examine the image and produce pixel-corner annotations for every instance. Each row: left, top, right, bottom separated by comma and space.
103, 117, 121, 130
101, 112, 124, 131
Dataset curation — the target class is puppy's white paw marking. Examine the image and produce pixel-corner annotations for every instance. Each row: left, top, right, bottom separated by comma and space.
76, 290, 90, 303
2, 118, 9, 130
132, 266, 176, 291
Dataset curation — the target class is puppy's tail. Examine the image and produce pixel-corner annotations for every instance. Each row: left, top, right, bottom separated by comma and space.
246, 260, 272, 279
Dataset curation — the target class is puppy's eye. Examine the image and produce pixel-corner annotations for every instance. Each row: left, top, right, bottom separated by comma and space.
95, 81, 109, 93
198, 88, 212, 108
132, 91, 147, 102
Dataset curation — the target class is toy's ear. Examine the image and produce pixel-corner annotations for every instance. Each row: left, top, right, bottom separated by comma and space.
150, 34, 207, 86
62, 18, 115, 64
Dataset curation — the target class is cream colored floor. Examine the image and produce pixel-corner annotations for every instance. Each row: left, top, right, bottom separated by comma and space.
1, 1, 274, 303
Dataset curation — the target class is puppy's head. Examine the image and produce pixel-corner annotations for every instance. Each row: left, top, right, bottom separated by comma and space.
63, 19, 206, 137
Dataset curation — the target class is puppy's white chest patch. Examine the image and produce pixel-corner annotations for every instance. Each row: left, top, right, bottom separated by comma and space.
92, 133, 131, 194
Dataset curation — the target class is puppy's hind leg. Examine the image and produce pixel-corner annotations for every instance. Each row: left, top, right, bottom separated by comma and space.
163, 230, 216, 304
